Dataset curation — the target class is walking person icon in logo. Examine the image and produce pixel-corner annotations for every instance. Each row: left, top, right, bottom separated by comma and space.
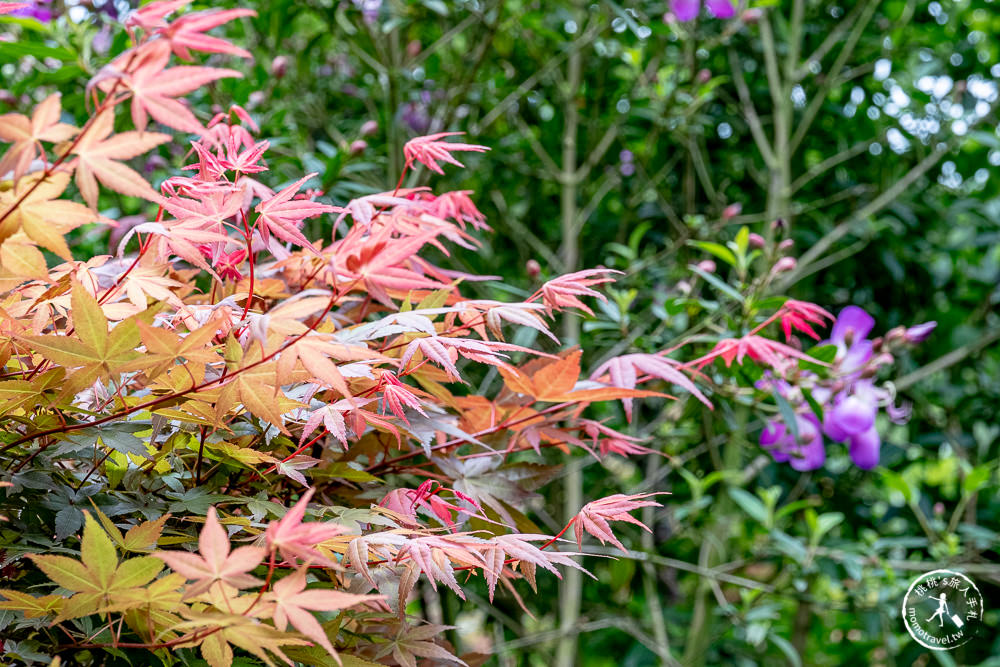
927, 593, 949, 628
902, 569, 984, 650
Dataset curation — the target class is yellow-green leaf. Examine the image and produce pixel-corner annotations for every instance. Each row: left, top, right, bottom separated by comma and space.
113, 556, 163, 589
81, 512, 118, 590
71, 282, 108, 354
21, 210, 72, 260
53, 592, 103, 623
28, 554, 99, 593
0, 589, 62, 618
20, 335, 96, 367
88, 502, 125, 549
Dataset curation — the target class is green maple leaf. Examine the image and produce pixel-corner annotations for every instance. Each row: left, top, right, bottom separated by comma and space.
28, 512, 164, 622
19, 283, 141, 399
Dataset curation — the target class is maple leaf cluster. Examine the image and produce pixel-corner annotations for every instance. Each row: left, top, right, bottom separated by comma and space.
0, 0, 936, 662
0, 2, 723, 665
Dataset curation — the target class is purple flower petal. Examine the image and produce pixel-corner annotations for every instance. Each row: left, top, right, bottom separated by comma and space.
841, 339, 873, 373
886, 400, 912, 424
705, 0, 735, 18
830, 306, 875, 347
760, 420, 790, 462
848, 425, 880, 469
823, 411, 849, 442
828, 394, 876, 435
788, 414, 826, 471
671, 0, 701, 21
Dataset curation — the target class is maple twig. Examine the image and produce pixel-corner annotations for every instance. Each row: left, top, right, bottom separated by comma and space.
245, 549, 277, 614
258, 428, 328, 478
195, 426, 207, 484
237, 209, 257, 325
97, 211, 159, 306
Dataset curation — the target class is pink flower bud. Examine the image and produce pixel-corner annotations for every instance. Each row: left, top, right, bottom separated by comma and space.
772, 257, 797, 273
271, 55, 288, 79
697, 69, 712, 84
885, 326, 906, 343
360, 120, 378, 137
407, 40, 421, 58
748, 233, 766, 248
722, 203, 742, 220
247, 91, 266, 109
677, 280, 692, 295
778, 239, 795, 251
771, 218, 786, 232
350, 139, 368, 155
526, 259, 541, 279
742, 8, 763, 22
696, 260, 716, 274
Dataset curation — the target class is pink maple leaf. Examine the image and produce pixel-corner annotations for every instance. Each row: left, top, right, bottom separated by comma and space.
300, 397, 400, 450
403, 132, 489, 175
333, 192, 413, 229
380, 480, 479, 530
579, 419, 658, 458
590, 352, 711, 421
269, 568, 383, 660
689, 335, 826, 371
380, 372, 427, 424
265, 488, 345, 568
126, 1, 255, 60
155, 506, 265, 596
160, 7, 257, 60
425, 190, 489, 230
102, 40, 243, 135
538, 268, 622, 316
574, 493, 665, 553
255, 173, 336, 252
484, 534, 590, 602
125, 0, 191, 30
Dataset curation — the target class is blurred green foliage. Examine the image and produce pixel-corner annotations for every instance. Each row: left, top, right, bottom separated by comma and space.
2, 0, 998, 665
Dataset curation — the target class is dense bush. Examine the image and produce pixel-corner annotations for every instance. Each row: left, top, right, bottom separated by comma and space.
1, 1, 998, 666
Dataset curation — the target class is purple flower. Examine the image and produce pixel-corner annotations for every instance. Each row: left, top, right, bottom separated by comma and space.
760, 414, 826, 471
822, 380, 883, 468
670, 0, 735, 21
825, 306, 875, 374
757, 304, 935, 472
848, 425, 880, 470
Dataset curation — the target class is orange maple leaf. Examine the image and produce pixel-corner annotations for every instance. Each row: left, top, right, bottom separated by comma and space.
68, 110, 170, 208
0, 93, 77, 184
113, 40, 243, 135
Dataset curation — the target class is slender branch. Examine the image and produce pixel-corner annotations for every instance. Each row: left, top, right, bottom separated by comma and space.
727, 48, 776, 167
895, 327, 1000, 392
781, 142, 949, 286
